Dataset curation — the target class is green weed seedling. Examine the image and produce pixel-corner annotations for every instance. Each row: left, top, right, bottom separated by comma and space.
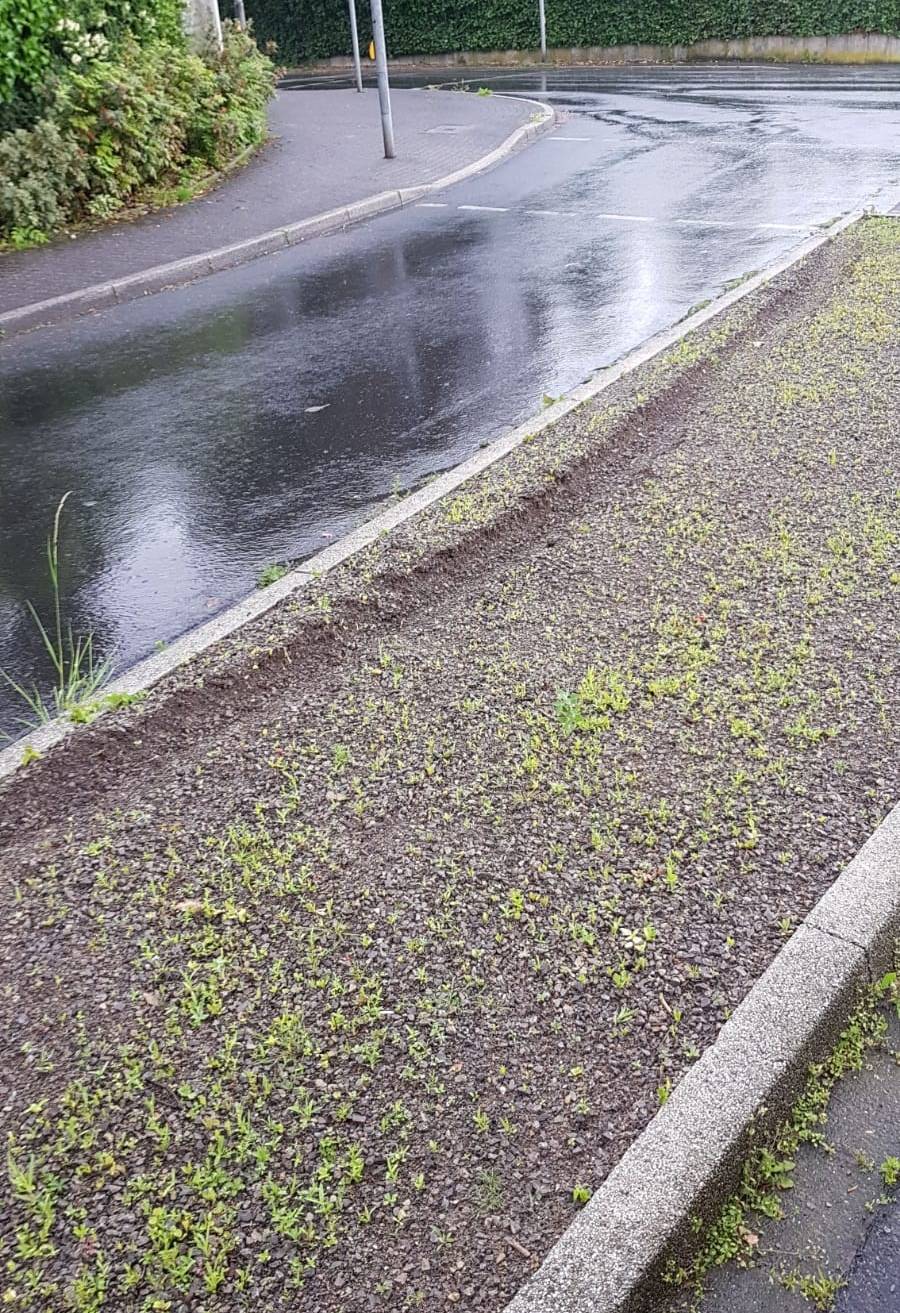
258, 563, 288, 588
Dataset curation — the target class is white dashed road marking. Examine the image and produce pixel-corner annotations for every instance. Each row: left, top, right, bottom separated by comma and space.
414, 202, 817, 234
675, 216, 810, 231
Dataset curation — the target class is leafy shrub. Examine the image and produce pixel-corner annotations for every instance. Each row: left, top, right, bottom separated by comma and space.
67, 42, 207, 216
0, 95, 87, 235
0, 25, 274, 242
184, 23, 279, 164
0, 0, 184, 104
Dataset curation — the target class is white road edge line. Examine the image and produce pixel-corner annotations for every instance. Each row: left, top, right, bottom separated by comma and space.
415, 202, 449, 208
457, 204, 510, 212
550, 135, 591, 141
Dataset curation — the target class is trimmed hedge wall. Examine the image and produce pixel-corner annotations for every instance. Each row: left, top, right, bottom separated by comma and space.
246, 0, 900, 66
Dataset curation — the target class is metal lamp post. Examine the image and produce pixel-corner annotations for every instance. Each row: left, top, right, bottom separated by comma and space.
369, 0, 395, 159
347, 0, 363, 93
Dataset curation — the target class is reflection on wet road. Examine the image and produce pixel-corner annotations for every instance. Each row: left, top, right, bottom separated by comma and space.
1, 64, 899, 732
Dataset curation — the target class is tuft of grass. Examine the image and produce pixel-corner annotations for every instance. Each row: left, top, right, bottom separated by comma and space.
1, 492, 110, 734
474, 1169, 504, 1214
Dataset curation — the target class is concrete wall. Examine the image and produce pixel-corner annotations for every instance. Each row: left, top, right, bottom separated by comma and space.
298, 30, 900, 72
183, 0, 223, 52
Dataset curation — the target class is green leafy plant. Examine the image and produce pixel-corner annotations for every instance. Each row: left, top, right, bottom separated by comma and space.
257, 562, 288, 588
880, 1156, 900, 1187
777, 1267, 844, 1310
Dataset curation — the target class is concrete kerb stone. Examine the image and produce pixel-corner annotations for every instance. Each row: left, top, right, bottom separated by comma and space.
282, 205, 352, 244
109, 252, 225, 300
807, 814, 900, 977
3, 197, 895, 786
0, 97, 555, 339
0, 283, 119, 332
204, 228, 293, 270
344, 189, 404, 223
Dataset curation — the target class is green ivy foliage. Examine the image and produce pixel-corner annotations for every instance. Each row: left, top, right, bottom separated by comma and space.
246, 0, 900, 65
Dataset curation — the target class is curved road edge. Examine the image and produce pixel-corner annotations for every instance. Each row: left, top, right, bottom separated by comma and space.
0, 199, 889, 788
0, 96, 556, 340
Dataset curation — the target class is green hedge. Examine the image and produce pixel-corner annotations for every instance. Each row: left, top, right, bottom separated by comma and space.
247, 0, 900, 65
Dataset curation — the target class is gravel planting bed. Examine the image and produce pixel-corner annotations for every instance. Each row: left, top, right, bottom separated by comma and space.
1, 219, 898, 1313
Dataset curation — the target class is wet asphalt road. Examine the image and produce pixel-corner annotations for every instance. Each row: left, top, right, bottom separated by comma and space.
838, 1192, 900, 1312
2, 64, 900, 734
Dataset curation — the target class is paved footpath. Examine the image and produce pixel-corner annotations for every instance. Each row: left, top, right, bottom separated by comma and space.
667, 1007, 900, 1313
0, 86, 537, 315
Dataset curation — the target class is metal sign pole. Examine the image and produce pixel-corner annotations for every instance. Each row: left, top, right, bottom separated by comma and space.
369, 0, 395, 159
347, 0, 363, 93
538, 0, 546, 59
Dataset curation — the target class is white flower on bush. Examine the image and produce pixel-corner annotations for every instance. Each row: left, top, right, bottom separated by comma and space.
56, 15, 110, 65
